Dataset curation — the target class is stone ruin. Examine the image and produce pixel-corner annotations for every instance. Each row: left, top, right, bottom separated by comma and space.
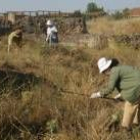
113, 34, 140, 49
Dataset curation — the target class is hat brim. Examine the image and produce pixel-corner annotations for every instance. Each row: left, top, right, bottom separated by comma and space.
99, 60, 112, 73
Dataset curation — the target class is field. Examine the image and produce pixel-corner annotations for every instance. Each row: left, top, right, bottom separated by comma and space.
0, 17, 140, 140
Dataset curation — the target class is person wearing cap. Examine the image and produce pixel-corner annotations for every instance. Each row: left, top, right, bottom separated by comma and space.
45, 20, 58, 46
8, 28, 23, 53
90, 57, 140, 131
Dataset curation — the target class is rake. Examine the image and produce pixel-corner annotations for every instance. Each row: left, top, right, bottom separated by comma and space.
60, 88, 124, 102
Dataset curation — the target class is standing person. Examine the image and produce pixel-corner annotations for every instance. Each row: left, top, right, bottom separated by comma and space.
45, 19, 58, 47
90, 57, 140, 132
8, 28, 23, 53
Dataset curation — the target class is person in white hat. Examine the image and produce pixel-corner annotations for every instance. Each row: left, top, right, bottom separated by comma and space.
45, 19, 58, 46
90, 57, 140, 133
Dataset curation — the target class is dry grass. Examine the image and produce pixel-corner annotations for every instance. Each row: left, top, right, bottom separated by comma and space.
0, 22, 140, 140
87, 17, 140, 35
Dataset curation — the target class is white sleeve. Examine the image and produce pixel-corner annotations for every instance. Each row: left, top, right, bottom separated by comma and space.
52, 26, 58, 32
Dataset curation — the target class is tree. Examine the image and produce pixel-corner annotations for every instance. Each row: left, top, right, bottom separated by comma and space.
86, 2, 99, 13
86, 2, 106, 19
73, 10, 82, 17
123, 8, 130, 18
112, 11, 123, 20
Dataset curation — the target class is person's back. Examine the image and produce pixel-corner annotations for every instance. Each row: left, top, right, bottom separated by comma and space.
115, 65, 140, 87
109, 65, 140, 103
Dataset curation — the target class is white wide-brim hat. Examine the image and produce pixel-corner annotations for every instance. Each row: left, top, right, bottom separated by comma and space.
97, 57, 112, 73
47, 20, 53, 26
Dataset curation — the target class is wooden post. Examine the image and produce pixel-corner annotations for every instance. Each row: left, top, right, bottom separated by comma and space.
43, 11, 45, 16
29, 11, 32, 17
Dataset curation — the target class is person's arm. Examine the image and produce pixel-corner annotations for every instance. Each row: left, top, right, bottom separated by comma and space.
46, 33, 51, 42
53, 26, 58, 32
14, 30, 22, 37
14, 34, 19, 37
46, 28, 51, 42
100, 68, 120, 97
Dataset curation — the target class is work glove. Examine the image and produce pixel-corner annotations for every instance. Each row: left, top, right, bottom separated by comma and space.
90, 91, 102, 98
114, 94, 121, 99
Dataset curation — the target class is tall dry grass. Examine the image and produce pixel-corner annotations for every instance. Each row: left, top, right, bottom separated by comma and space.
0, 33, 140, 140
87, 17, 140, 35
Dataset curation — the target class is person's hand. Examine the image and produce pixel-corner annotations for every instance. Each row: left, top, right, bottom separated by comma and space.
90, 91, 101, 98
114, 94, 121, 99
46, 38, 48, 42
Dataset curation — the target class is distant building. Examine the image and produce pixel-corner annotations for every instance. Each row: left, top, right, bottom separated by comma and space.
129, 8, 140, 18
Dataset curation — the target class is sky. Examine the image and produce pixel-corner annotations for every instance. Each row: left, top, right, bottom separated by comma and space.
0, 0, 140, 13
